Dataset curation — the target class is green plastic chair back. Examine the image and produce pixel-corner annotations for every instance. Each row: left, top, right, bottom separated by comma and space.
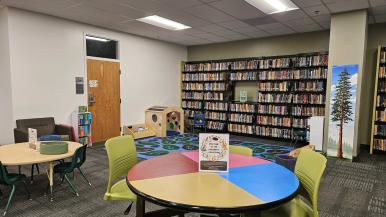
294, 149, 327, 217
104, 135, 137, 200
230, 145, 253, 157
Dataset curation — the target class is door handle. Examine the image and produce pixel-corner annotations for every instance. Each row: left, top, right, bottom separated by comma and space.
88, 94, 96, 106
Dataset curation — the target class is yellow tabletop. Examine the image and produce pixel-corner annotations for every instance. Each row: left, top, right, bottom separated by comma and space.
0, 142, 82, 166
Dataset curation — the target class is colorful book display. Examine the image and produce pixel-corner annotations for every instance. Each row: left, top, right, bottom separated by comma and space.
182, 52, 328, 142
371, 46, 386, 152
72, 110, 92, 146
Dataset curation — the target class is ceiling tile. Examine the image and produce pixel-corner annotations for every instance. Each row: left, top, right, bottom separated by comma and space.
84, 0, 147, 19
155, 0, 203, 9
222, 33, 250, 40
270, 10, 308, 22
185, 4, 234, 23
265, 26, 296, 35
303, 4, 330, 16
325, 0, 369, 13
370, 0, 386, 7
256, 22, 290, 30
210, 0, 266, 19
232, 26, 263, 34
2, 0, 81, 14
292, 0, 323, 7
287, 17, 317, 27
218, 19, 254, 29
291, 23, 323, 32
371, 5, 386, 15
197, 24, 230, 32
244, 30, 271, 38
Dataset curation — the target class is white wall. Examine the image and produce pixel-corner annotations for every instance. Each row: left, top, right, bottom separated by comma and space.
2, 8, 186, 144
0, 8, 14, 144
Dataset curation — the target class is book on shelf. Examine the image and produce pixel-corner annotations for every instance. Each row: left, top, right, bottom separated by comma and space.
229, 103, 256, 113
228, 114, 254, 123
260, 70, 291, 80
228, 124, 254, 134
205, 102, 228, 111
207, 121, 226, 130
230, 71, 257, 81
292, 68, 328, 79
182, 92, 203, 100
204, 82, 226, 91
204, 92, 224, 101
292, 106, 325, 116
374, 139, 386, 150
292, 94, 325, 104
258, 81, 289, 91
182, 83, 203, 91
182, 101, 203, 109
256, 116, 291, 127
206, 111, 227, 121
293, 81, 324, 92
258, 93, 292, 103
258, 105, 288, 115
255, 126, 292, 139
381, 50, 386, 63
293, 118, 308, 128
182, 73, 225, 81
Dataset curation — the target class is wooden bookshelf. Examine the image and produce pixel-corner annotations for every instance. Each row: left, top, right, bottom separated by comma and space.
371, 45, 386, 153
181, 52, 328, 143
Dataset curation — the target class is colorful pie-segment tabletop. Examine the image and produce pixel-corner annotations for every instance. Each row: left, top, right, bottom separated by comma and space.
127, 151, 299, 214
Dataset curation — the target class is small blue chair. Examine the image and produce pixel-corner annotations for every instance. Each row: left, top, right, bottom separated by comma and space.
193, 113, 206, 133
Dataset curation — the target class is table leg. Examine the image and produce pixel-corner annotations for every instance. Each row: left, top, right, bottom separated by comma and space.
49, 161, 54, 202
136, 196, 145, 217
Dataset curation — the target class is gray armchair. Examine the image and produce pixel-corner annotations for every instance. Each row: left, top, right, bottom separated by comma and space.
14, 117, 73, 143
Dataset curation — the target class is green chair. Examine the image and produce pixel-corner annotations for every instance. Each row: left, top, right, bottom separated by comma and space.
230, 145, 253, 157
260, 149, 327, 217
104, 136, 137, 215
53, 145, 91, 196
0, 162, 31, 216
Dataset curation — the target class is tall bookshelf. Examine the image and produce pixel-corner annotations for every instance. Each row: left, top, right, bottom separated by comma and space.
370, 46, 386, 153
182, 52, 328, 143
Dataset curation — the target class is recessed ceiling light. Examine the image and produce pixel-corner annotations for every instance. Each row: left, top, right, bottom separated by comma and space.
137, 15, 191, 30
245, 0, 299, 14
85, 35, 109, 42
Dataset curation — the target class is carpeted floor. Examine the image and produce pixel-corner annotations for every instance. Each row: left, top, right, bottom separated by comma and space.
0, 136, 385, 217
135, 133, 293, 161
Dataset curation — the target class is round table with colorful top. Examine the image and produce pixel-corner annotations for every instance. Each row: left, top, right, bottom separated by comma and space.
127, 151, 299, 217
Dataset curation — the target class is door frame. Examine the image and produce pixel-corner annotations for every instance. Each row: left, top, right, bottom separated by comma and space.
83, 33, 122, 138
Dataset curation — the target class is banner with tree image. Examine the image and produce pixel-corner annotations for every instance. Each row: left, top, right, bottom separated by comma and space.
327, 65, 358, 159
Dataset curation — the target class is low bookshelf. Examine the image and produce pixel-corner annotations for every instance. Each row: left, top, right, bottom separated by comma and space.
182, 52, 328, 144
370, 45, 386, 153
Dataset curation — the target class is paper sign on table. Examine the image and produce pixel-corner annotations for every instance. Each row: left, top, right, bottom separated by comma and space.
199, 133, 229, 172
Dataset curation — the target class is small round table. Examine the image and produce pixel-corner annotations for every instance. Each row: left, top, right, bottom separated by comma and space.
127, 151, 299, 216
0, 142, 82, 201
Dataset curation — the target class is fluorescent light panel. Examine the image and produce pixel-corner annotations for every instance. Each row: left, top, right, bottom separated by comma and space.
245, 0, 298, 14
85, 35, 109, 42
137, 15, 191, 30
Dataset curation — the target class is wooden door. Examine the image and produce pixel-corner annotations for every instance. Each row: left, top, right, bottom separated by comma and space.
87, 59, 120, 143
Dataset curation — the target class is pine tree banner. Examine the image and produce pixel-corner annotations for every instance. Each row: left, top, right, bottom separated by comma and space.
327, 65, 359, 159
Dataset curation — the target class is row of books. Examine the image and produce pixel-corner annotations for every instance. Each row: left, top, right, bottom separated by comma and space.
292, 107, 325, 116
378, 81, 386, 92
256, 126, 292, 139
228, 114, 254, 123
293, 68, 328, 79
258, 105, 288, 115
256, 116, 291, 127
182, 92, 203, 100
79, 125, 90, 137
207, 121, 226, 130
182, 83, 203, 91
378, 67, 386, 78
293, 81, 324, 92
375, 125, 386, 136
229, 103, 256, 113
292, 94, 325, 104
258, 93, 292, 103
182, 73, 225, 81
182, 92, 224, 101
206, 112, 227, 121
376, 95, 386, 107
374, 139, 386, 151
183, 54, 328, 72
293, 118, 308, 128
381, 50, 386, 64
259, 82, 289, 91
78, 113, 92, 125
375, 110, 386, 121
205, 102, 228, 111
203, 92, 224, 101
230, 72, 257, 81
260, 70, 291, 80
228, 124, 254, 134
182, 101, 202, 109
204, 83, 226, 91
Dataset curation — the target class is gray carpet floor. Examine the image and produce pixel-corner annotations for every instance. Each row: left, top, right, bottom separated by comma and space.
1, 137, 386, 217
